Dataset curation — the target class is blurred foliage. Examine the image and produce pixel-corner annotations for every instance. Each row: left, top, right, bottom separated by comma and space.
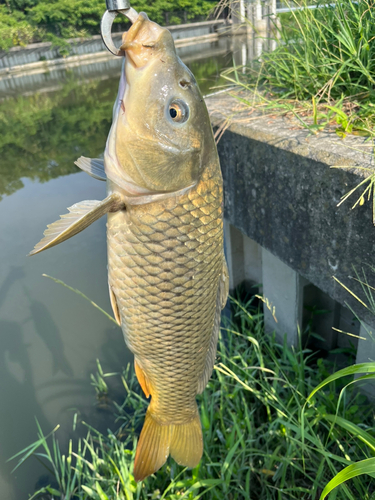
0, 4, 40, 49
0, 0, 217, 50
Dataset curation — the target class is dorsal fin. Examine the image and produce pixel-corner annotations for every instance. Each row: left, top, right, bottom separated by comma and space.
29, 193, 124, 256
74, 156, 106, 181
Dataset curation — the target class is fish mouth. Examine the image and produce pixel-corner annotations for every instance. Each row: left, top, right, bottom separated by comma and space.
119, 12, 165, 68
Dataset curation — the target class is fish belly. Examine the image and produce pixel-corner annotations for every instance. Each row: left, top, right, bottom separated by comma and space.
107, 177, 223, 425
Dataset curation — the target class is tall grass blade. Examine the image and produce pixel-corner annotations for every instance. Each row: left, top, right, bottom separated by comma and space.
306, 362, 375, 402
42, 274, 118, 324
319, 457, 375, 500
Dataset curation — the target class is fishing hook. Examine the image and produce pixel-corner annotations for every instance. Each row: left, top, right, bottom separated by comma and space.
101, 0, 138, 56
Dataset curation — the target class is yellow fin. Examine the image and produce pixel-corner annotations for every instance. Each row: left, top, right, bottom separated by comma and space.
108, 284, 121, 326
170, 413, 203, 468
134, 359, 150, 398
220, 258, 229, 309
29, 193, 124, 256
133, 411, 172, 482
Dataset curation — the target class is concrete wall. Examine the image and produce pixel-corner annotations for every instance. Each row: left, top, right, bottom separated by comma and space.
0, 35, 233, 98
0, 20, 224, 72
207, 92, 375, 392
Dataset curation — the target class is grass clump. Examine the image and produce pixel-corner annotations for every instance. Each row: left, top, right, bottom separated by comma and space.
13, 293, 375, 499
261, 0, 375, 101
222, 0, 375, 137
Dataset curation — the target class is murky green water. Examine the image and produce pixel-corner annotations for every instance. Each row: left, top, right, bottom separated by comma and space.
0, 35, 248, 499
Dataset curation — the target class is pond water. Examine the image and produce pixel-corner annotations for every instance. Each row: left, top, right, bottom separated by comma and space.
0, 34, 250, 499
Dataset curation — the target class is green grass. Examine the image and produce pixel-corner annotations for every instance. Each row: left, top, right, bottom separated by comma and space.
261, 0, 375, 101
221, 0, 375, 138
12, 292, 375, 500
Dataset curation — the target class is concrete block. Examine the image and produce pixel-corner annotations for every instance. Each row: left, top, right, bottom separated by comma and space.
303, 284, 340, 351
231, 0, 246, 25
243, 233, 262, 286
355, 322, 375, 398
337, 305, 360, 349
206, 91, 375, 330
253, 0, 263, 22
269, 0, 277, 18
224, 221, 262, 291
262, 247, 308, 346
253, 0, 268, 32
224, 220, 244, 290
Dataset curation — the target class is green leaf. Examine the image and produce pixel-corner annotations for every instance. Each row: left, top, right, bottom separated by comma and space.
306, 363, 375, 403
323, 414, 375, 453
96, 482, 110, 500
82, 485, 97, 497
320, 458, 375, 500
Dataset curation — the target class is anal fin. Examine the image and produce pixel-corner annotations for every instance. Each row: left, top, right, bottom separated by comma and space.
109, 284, 121, 326
29, 193, 124, 256
220, 258, 229, 309
134, 359, 150, 398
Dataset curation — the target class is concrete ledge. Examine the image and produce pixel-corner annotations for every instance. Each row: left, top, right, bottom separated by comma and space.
207, 92, 375, 331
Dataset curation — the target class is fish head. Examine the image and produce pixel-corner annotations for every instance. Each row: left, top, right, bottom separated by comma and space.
105, 13, 217, 199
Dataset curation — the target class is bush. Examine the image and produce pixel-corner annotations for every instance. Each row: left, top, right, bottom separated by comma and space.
0, 0, 217, 49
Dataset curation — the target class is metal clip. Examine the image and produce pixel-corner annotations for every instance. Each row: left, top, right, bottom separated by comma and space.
101, 0, 138, 56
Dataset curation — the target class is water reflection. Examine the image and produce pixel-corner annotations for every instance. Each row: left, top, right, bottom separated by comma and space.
0, 39, 237, 202
25, 291, 74, 377
0, 76, 115, 200
0, 267, 51, 500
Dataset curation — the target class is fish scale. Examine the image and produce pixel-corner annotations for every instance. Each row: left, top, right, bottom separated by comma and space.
107, 174, 223, 424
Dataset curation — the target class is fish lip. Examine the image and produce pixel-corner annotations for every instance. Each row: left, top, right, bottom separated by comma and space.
124, 12, 147, 42
119, 13, 164, 68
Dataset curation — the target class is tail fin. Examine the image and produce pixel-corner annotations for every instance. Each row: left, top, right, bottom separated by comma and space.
170, 414, 203, 468
133, 410, 203, 482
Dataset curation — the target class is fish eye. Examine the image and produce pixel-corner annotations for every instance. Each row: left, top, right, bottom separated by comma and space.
168, 99, 189, 124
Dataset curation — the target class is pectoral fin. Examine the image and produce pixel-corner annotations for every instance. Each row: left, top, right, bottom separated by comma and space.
29, 193, 124, 256
74, 156, 106, 181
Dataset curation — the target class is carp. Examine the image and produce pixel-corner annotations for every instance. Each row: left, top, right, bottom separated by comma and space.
30, 12, 228, 482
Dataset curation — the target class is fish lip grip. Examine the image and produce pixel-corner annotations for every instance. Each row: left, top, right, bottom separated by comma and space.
101, 0, 138, 56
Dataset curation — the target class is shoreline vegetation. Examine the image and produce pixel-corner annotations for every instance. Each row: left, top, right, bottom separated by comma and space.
219, 0, 375, 139
0, 0, 217, 51
12, 285, 375, 499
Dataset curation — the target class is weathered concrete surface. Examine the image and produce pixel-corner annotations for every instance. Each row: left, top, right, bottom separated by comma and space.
206, 92, 375, 329
355, 322, 375, 398
262, 247, 308, 346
